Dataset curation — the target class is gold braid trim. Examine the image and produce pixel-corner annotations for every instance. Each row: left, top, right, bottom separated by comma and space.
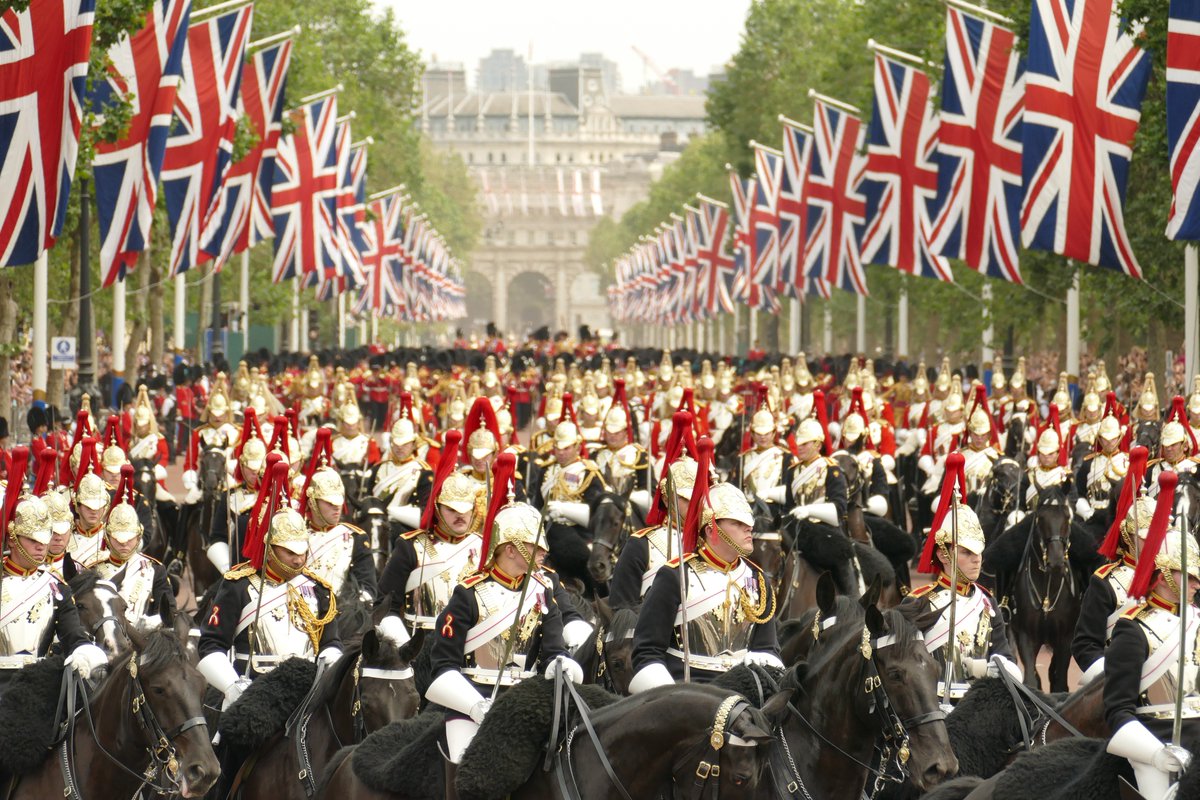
737, 569, 776, 625
287, 583, 338, 652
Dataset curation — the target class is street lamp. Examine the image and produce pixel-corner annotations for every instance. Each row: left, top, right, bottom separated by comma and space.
71, 177, 100, 412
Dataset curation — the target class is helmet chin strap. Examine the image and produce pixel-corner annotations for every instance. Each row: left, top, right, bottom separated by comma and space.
714, 523, 752, 558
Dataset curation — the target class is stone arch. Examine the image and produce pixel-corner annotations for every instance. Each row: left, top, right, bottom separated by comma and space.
464, 270, 494, 330
506, 270, 555, 335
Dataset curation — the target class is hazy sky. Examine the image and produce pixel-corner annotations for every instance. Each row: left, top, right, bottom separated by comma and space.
371, 0, 753, 91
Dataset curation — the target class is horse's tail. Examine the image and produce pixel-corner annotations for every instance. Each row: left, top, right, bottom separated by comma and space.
918, 776, 985, 800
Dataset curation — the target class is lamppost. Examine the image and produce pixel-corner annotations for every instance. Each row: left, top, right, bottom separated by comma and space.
71, 177, 101, 412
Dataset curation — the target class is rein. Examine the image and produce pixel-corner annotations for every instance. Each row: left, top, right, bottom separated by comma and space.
56, 654, 206, 800
1020, 501, 1077, 615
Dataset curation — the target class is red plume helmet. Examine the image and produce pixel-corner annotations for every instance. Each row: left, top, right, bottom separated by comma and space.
267, 415, 291, 460
918, 452, 967, 574
1098, 446, 1149, 560
422, 430, 462, 531
102, 415, 126, 452
612, 379, 634, 444
299, 428, 335, 510
645, 411, 699, 526
69, 409, 94, 453
1, 447, 30, 535
812, 389, 833, 456
72, 437, 100, 493
477, 451, 517, 570
232, 408, 264, 462
461, 397, 502, 466
1128, 472, 1179, 600
109, 463, 137, 518
242, 457, 292, 570
681, 437, 715, 556
1166, 395, 1199, 454
32, 448, 57, 496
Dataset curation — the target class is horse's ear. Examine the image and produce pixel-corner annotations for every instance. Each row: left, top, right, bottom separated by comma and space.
865, 605, 884, 637
126, 623, 147, 654
816, 572, 837, 615
361, 629, 379, 661
595, 597, 614, 628
860, 574, 882, 611
760, 690, 791, 727
371, 597, 391, 628
399, 627, 427, 664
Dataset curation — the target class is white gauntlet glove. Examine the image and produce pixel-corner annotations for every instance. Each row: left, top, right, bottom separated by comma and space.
543, 655, 584, 684
1074, 497, 1094, 520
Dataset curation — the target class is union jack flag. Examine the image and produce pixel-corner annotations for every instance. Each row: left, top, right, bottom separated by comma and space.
0, 0, 96, 267
861, 53, 952, 282
354, 195, 405, 316
804, 98, 869, 295
930, 6, 1024, 283
1167, 0, 1200, 241
331, 121, 367, 288
695, 198, 736, 316
161, 5, 252, 277
1020, 0, 1150, 277
751, 143, 782, 292
779, 119, 832, 302
270, 95, 340, 283
201, 38, 292, 266
729, 170, 779, 313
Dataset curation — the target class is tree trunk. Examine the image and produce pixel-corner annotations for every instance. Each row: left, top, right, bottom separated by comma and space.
0, 274, 17, 430
47, 239, 81, 412
124, 250, 150, 372
149, 254, 164, 368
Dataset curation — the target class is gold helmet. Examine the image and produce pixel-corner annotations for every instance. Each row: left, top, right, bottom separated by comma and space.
794, 354, 815, 390
75, 473, 109, 511
269, 507, 310, 555
1036, 427, 1061, 455
1097, 414, 1124, 443
132, 385, 157, 434
1155, 528, 1200, 583
1119, 493, 1154, 545
842, 412, 866, 443
1093, 360, 1112, 394
705, 482, 755, 528
660, 459, 699, 502
1080, 377, 1102, 420
658, 350, 674, 384
968, 405, 993, 437
665, 384, 684, 415
306, 467, 345, 507
750, 407, 776, 436
496, 408, 514, 437
1135, 372, 1159, 420
468, 428, 498, 460
101, 444, 128, 474
1161, 420, 1189, 448
490, 502, 547, 559
1010, 357, 1027, 392
390, 417, 417, 448
931, 500, 985, 555
437, 471, 479, 514
934, 358, 952, 394
796, 418, 825, 445
1188, 374, 1200, 418
603, 405, 629, 435
912, 361, 930, 399
553, 420, 582, 449
943, 375, 964, 414
990, 357, 1006, 393
337, 400, 362, 427
700, 360, 715, 392
1052, 372, 1071, 416
105, 503, 143, 544
43, 489, 73, 535
239, 438, 268, 475
9, 495, 52, 545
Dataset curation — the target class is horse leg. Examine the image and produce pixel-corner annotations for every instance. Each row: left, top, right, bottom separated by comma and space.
1048, 640, 1071, 694
1014, 626, 1042, 692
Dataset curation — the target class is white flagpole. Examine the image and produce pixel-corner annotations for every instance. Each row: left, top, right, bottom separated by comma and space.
981, 281, 994, 366
898, 280, 910, 358
823, 304, 833, 355
789, 297, 801, 355
291, 278, 301, 352
1187, 246, 1198, 381
749, 306, 758, 353
32, 251, 48, 406
717, 315, 726, 355
371, 314, 379, 345
174, 273, 186, 353
338, 293, 346, 348
1066, 262, 1081, 379
113, 276, 127, 401
299, 282, 309, 352
856, 294, 866, 353
240, 250, 250, 352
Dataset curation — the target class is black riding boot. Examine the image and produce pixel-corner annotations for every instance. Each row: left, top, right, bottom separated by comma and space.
444, 758, 459, 800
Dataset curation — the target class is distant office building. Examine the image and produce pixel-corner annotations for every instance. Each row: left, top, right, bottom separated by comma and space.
478, 48, 529, 93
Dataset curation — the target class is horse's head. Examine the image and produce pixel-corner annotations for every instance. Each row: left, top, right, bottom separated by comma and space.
354, 620, 425, 730
70, 571, 132, 658
602, 607, 639, 695
1134, 420, 1161, 458
197, 449, 227, 495
119, 628, 219, 797
1004, 417, 1027, 459
988, 458, 1023, 517
588, 491, 630, 585
1174, 472, 1200, 539
766, 585, 957, 792
131, 459, 158, 505
1033, 485, 1072, 574
833, 452, 864, 501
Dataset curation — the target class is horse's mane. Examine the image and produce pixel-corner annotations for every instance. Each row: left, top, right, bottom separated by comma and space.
120, 628, 190, 675
307, 633, 403, 709
606, 607, 639, 643
68, 568, 103, 597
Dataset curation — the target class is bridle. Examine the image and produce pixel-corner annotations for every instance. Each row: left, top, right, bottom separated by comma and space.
57, 652, 207, 799
1021, 494, 1076, 615
774, 625, 945, 800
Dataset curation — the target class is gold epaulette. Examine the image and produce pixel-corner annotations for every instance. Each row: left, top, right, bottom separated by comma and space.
342, 522, 366, 536
400, 527, 427, 541
908, 583, 936, 599
1121, 602, 1147, 621
531, 571, 552, 589
665, 557, 683, 569
1095, 562, 1118, 579
824, 457, 838, 466
140, 553, 163, 565
461, 571, 488, 588
224, 562, 258, 581
1147, 458, 1163, 467
631, 526, 657, 539
1083, 452, 1099, 462
303, 568, 333, 590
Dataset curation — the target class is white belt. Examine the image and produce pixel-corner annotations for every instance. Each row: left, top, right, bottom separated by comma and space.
234, 652, 313, 674
936, 681, 971, 701
405, 614, 437, 630
462, 666, 536, 686
754, 532, 782, 542
1137, 700, 1200, 719
0, 654, 37, 670
666, 648, 746, 672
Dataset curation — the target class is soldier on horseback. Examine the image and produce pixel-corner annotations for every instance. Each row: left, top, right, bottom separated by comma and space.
903, 456, 1018, 702
739, 403, 793, 525
427, 453, 580, 797
1145, 412, 1197, 497
629, 444, 780, 691
1104, 475, 1199, 800
1074, 405, 1128, 539
1072, 447, 1152, 685
0, 461, 107, 689
303, 463, 379, 604
126, 385, 172, 502
43, 489, 78, 581
786, 417, 857, 597
536, 418, 606, 595
592, 380, 651, 515
91, 468, 175, 631
379, 432, 484, 643
331, 398, 380, 468
375, 416, 431, 533
69, 444, 110, 569
182, 379, 237, 505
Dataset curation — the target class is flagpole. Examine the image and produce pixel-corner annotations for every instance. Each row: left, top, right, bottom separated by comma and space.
717, 315, 726, 355
338, 293, 346, 348
174, 274, 186, 354
898, 279, 910, 359
1066, 262, 1081, 379
290, 278, 300, 352
981, 281, 994, 366
240, 250, 250, 352
856, 294, 866, 354
789, 297, 801, 355
112, 276, 127, 406
248, 26, 301, 53
190, 0, 251, 21
942, 0, 1015, 26
299, 280, 309, 352
823, 304, 833, 356
1186, 246, 1198, 382
749, 307, 758, 355
32, 251, 48, 408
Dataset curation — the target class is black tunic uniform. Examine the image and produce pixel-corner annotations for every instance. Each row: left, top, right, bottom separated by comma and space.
1071, 558, 1135, 672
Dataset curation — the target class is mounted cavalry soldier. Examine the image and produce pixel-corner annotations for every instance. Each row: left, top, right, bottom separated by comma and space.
786, 416, 857, 597
629, 439, 780, 691
1145, 396, 1198, 497
0, 449, 108, 689
91, 465, 175, 631
207, 428, 269, 575
1073, 398, 1129, 541
958, 386, 1001, 504
903, 454, 1018, 704
375, 415, 432, 533
69, 441, 111, 569
1025, 407, 1073, 506
127, 385, 172, 499
379, 432, 484, 644
592, 379, 652, 515
1072, 447, 1151, 685
331, 397, 380, 468
739, 401, 793, 525
918, 374, 966, 497
427, 453, 579, 796
197, 460, 341, 705
301, 438, 379, 604
182, 377, 238, 505
608, 413, 699, 612
536, 413, 606, 595
1104, 472, 1200, 800
460, 397, 504, 498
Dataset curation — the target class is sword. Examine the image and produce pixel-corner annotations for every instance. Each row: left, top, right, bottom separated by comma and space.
490, 512, 545, 701
941, 485, 961, 708
1172, 508, 1189, 750
663, 465, 690, 683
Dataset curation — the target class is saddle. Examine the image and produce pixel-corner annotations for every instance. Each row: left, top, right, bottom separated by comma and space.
0, 656, 65, 776
217, 657, 316, 752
